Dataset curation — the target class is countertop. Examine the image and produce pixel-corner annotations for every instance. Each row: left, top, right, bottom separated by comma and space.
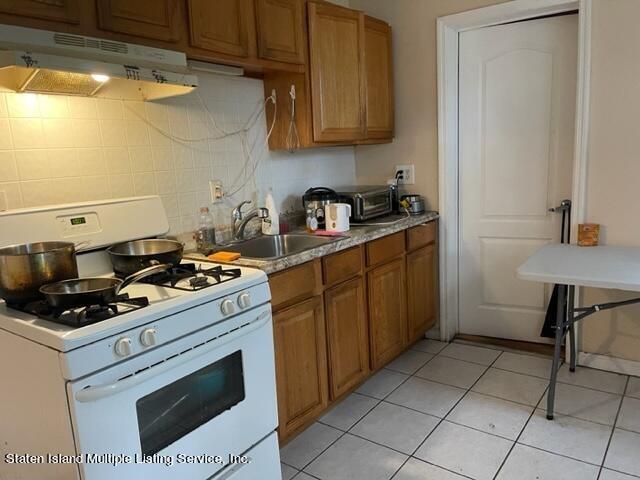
185, 211, 439, 275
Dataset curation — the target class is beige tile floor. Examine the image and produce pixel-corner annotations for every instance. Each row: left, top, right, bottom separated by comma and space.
279, 340, 640, 480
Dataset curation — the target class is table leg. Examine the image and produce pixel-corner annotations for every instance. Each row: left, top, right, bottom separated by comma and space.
568, 285, 577, 372
547, 283, 566, 420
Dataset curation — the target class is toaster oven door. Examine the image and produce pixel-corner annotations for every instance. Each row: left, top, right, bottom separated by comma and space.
355, 192, 392, 221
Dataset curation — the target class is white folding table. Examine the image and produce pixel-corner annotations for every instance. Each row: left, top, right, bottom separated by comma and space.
517, 244, 640, 419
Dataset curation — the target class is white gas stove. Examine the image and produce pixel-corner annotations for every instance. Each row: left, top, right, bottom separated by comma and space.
0, 196, 281, 480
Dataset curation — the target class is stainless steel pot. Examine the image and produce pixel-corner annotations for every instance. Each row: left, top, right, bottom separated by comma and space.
0, 241, 79, 304
107, 239, 183, 276
401, 194, 426, 215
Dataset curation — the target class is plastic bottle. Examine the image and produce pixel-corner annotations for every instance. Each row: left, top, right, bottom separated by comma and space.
196, 207, 216, 253
262, 189, 280, 235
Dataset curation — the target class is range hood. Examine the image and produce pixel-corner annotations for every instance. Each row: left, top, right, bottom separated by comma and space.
0, 24, 198, 100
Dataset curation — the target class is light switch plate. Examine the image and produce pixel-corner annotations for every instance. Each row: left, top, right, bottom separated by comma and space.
209, 180, 224, 204
395, 164, 415, 185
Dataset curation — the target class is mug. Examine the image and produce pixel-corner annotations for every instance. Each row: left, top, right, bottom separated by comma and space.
326, 203, 351, 232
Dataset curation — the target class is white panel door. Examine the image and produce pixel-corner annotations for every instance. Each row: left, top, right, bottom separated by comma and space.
459, 14, 577, 343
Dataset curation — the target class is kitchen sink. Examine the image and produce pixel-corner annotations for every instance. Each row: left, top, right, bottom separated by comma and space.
215, 234, 343, 260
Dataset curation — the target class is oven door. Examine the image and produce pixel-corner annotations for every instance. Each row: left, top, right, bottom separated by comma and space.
67, 305, 278, 480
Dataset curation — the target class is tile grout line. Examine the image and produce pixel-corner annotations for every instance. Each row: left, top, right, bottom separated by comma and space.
597, 375, 630, 479
387, 348, 507, 480
284, 341, 631, 480
295, 395, 384, 476
352, 343, 461, 480
492, 378, 553, 480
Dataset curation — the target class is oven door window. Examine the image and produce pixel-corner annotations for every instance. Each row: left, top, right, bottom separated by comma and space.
136, 350, 245, 455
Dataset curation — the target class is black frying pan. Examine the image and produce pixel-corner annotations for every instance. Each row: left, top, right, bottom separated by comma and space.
107, 239, 183, 276
39, 264, 170, 310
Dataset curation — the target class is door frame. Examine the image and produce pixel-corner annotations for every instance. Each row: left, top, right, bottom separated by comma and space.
436, 0, 592, 342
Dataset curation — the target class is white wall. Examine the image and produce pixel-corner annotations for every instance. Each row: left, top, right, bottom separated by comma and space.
349, 0, 507, 210
580, 0, 640, 362
0, 72, 355, 239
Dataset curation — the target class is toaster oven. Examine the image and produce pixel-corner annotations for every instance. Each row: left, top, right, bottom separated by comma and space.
336, 186, 393, 222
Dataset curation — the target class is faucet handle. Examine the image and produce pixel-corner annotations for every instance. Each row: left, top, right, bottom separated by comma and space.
232, 200, 252, 220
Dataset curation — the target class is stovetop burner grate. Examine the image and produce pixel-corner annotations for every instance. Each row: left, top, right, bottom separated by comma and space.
7, 294, 150, 328
117, 263, 242, 291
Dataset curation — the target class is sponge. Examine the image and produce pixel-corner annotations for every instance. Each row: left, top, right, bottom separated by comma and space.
208, 251, 241, 262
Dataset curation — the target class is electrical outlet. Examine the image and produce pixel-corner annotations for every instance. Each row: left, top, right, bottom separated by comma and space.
395, 164, 415, 185
209, 180, 224, 204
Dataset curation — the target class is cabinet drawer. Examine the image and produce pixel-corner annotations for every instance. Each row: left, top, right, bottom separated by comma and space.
366, 232, 405, 266
322, 246, 363, 286
269, 260, 322, 311
406, 222, 437, 251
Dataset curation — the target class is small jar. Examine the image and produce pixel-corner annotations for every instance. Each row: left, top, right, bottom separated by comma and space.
306, 207, 319, 233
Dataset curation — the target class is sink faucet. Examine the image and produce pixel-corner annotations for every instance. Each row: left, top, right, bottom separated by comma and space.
232, 200, 269, 241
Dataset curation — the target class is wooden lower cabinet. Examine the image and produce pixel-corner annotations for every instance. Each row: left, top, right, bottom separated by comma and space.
367, 258, 407, 370
406, 244, 437, 343
273, 295, 328, 440
325, 276, 368, 399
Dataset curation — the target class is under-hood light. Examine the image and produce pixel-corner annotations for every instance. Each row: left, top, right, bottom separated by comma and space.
90, 73, 109, 83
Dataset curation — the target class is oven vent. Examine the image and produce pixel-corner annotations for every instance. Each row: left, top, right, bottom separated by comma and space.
53, 33, 129, 55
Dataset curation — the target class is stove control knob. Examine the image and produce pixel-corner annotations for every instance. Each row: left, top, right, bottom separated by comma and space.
221, 299, 236, 316
114, 337, 133, 357
237, 293, 251, 309
140, 328, 158, 348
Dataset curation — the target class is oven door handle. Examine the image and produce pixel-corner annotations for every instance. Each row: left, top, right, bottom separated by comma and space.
213, 457, 253, 480
74, 310, 271, 403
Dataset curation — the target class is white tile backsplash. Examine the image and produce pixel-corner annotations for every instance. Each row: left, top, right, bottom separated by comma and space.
0, 72, 356, 236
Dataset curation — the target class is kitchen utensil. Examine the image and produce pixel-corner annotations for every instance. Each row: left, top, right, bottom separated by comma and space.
326, 203, 351, 233
335, 186, 393, 222
401, 194, 426, 215
39, 263, 170, 310
107, 239, 183, 275
302, 187, 339, 228
0, 241, 78, 304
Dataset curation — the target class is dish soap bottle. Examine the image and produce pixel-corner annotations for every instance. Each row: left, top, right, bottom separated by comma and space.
196, 206, 216, 253
262, 189, 279, 235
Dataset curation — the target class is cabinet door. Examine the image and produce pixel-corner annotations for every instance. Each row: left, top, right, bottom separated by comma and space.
325, 277, 368, 399
273, 296, 328, 439
0, 0, 80, 23
364, 16, 394, 139
367, 258, 406, 369
255, 0, 305, 64
96, 0, 182, 41
188, 0, 253, 58
308, 1, 366, 142
406, 244, 437, 344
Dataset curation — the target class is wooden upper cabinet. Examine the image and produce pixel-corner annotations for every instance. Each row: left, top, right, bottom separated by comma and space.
188, 0, 253, 58
0, 0, 80, 24
307, 1, 366, 142
273, 296, 328, 440
96, 0, 182, 41
368, 258, 407, 369
325, 277, 369, 399
406, 244, 437, 344
364, 16, 394, 140
255, 0, 304, 65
